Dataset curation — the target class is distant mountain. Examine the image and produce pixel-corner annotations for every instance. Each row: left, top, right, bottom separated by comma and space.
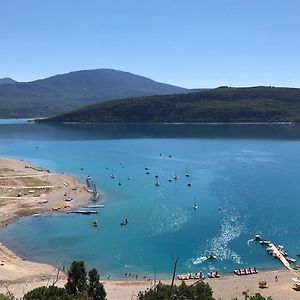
0, 77, 16, 85
42, 86, 300, 123
0, 69, 187, 118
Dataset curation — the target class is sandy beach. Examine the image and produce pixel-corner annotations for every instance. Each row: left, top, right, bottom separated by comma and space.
1, 251, 299, 300
0, 157, 300, 299
0, 157, 92, 226
0, 156, 87, 295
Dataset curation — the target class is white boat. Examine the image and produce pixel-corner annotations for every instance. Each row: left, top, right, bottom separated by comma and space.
254, 234, 262, 241
36, 199, 48, 204
193, 204, 198, 210
259, 240, 271, 245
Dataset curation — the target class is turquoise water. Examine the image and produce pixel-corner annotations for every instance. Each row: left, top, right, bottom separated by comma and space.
0, 123, 300, 279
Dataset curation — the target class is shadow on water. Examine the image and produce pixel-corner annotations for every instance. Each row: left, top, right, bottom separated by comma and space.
1, 122, 300, 141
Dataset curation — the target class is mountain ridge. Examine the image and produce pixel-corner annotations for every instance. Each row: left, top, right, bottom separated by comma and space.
0, 77, 16, 85
0, 68, 187, 118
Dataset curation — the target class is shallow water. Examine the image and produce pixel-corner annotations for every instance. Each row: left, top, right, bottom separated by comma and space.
0, 122, 300, 278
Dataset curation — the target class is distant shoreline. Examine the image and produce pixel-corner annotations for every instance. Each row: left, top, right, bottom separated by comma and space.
0, 118, 297, 125
35, 119, 296, 125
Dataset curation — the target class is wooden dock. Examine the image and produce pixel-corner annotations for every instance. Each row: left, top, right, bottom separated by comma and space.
69, 210, 98, 215
267, 243, 293, 270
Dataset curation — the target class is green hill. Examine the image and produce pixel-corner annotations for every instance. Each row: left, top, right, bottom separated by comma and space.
0, 69, 186, 118
41, 86, 300, 123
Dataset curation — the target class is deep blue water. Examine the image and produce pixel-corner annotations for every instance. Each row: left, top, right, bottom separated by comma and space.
0, 122, 300, 279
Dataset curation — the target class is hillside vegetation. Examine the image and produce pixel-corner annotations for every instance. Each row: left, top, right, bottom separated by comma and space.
42, 87, 300, 123
0, 69, 186, 118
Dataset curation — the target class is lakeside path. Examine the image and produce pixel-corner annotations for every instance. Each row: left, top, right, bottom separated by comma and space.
0, 158, 300, 299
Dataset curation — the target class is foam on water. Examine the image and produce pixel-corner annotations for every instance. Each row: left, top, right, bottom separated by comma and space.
191, 210, 244, 266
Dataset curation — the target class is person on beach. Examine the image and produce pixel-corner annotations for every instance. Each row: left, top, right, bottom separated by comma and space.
275, 275, 278, 282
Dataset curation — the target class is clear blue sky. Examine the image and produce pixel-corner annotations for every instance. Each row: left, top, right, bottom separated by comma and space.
1, 0, 299, 88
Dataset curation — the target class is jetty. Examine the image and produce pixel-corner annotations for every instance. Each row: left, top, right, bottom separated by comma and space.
69, 210, 98, 215
83, 204, 104, 208
267, 243, 293, 270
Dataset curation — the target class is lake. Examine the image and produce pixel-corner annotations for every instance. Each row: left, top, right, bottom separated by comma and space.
0, 121, 300, 279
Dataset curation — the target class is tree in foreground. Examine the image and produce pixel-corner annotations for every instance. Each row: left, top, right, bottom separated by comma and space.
24, 261, 106, 300
232, 291, 273, 300
65, 261, 87, 295
88, 268, 106, 300
23, 286, 69, 300
242, 291, 272, 300
138, 281, 215, 300
0, 294, 14, 300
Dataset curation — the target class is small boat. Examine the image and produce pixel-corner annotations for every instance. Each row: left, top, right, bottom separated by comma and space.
187, 182, 192, 187
234, 268, 257, 276
110, 174, 115, 179
207, 255, 217, 260
155, 181, 160, 187
250, 267, 258, 274
254, 234, 262, 241
234, 269, 240, 275
177, 274, 189, 280
92, 220, 98, 227
185, 173, 190, 177
297, 254, 300, 257
287, 257, 297, 263
207, 271, 220, 278
36, 199, 48, 204
193, 204, 198, 210
168, 178, 172, 182
155, 174, 159, 178
83, 204, 104, 208
174, 170, 178, 180
120, 218, 129, 226
259, 240, 271, 245
146, 171, 150, 175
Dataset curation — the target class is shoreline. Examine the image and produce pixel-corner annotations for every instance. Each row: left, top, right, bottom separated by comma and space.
0, 239, 298, 300
35, 120, 297, 125
0, 157, 93, 227
0, 158, 299, 299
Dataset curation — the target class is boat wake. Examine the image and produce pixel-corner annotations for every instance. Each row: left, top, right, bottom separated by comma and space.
192, 256, 208, 265
191, 210, 244, 266
247, 238, 255, 245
